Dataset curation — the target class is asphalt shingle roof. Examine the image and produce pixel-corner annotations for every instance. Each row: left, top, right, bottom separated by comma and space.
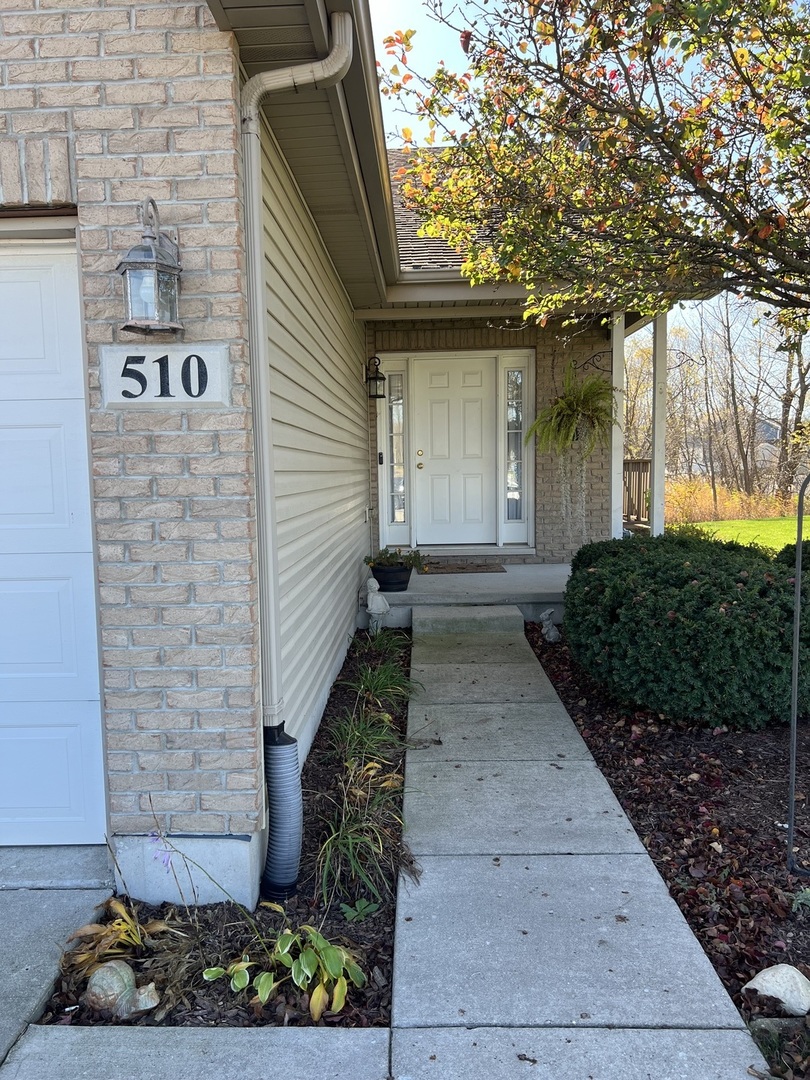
388, 148, 464, 273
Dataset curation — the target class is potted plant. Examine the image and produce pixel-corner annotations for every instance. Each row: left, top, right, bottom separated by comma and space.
364, 547, 424, 592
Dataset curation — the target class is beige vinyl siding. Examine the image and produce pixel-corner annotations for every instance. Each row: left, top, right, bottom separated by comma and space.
260, 121, 369, 759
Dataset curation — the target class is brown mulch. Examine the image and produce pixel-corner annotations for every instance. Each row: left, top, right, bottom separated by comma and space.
39, 631, 411, 1030
525, 622, 810, 1078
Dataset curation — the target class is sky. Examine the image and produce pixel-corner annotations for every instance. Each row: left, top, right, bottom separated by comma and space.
367, 0, 465, 142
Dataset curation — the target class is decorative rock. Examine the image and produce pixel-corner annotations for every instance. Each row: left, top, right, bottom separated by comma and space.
742, 964, 810, 1016
83, 959, 160, 1020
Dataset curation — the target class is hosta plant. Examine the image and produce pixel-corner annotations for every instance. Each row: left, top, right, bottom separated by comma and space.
203, 919, 366, 1022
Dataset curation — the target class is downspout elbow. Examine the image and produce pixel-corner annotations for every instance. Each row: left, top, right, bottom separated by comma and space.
241, 10, 354, 125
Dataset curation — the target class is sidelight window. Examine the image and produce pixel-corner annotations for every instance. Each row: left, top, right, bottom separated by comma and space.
505, 369, 524, 521
388, 373, 406, 524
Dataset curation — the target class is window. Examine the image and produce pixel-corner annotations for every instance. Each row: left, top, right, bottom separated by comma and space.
506, 369, 524, 521
388, 373, 406, 524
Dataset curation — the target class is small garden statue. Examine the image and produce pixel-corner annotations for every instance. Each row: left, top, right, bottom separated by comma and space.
539, 608, 561, 644
365, 577, 390, 634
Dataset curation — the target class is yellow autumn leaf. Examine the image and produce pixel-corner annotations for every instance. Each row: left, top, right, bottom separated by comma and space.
331, 975, 348, 1013
309, 981, 329, 1021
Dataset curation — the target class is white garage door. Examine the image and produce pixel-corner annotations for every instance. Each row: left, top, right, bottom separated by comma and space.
0, 240, 106, 845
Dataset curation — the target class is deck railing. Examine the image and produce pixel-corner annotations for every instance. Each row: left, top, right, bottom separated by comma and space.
624, 458, 651, 524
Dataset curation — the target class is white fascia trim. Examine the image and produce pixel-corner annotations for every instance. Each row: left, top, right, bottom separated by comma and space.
386, 279, 530, 302
356, 304, 529, 321
343, 0, 401, 284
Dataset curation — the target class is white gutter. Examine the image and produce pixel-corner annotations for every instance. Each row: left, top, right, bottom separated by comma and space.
241, 10, 354, 726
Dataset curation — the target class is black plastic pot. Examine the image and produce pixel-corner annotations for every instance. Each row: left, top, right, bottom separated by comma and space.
370, 564, 412, 592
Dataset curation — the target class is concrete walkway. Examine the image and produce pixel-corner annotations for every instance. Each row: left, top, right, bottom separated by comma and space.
0, 607, 770, 1078
0, 847, 112, 1070
391, 605, 768, 1078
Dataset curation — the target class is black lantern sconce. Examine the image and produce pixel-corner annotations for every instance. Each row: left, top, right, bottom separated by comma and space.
117, 198, 183, 333
366, 356, 386, 399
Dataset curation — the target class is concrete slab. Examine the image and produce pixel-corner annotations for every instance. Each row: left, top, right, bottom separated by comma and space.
392, 854, 744, 1030
0, 888, 110, 1066
0, 846, 113, 890
411, 634, 537, 666
392, 1027, 768, 1079
406, 703, 593, 762
411, 605, 525, 634
389, 564, 571, 609
403, 761, 644, 855
411, 663, 558, 704
0, 1027, 391, 1080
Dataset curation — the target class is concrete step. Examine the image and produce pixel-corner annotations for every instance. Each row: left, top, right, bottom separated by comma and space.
0, 845, 113, 891
411, 604, 524, 635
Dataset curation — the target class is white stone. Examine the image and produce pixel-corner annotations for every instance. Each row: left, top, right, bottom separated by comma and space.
743, 964, 810, 1016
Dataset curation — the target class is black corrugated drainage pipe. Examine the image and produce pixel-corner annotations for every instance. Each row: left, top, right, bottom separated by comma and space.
261, 723, 303, 900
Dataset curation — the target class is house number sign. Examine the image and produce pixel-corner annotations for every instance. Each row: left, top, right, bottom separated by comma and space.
101, 345, 229, 408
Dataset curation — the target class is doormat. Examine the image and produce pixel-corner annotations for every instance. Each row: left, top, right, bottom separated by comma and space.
419, 562, 506, 574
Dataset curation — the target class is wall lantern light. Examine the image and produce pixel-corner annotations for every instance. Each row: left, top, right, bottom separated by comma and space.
366, 356, 386, 399
117, 198, 183, 333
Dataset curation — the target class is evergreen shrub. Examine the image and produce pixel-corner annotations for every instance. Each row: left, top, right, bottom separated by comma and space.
564, 535, 809, 729
775, 540, 810, 570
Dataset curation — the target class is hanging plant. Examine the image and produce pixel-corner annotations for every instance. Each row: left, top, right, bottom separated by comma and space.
527, 362, 616, 457
526, 362, 617, 548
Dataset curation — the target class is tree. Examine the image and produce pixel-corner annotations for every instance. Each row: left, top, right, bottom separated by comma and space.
623, 298, 810, 501
383, 0, 810, 323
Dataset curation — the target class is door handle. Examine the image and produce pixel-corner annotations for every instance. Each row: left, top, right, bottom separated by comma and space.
416, 463, 424, 469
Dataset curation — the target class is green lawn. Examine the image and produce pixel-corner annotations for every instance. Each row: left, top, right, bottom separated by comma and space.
694, 517, 797, 551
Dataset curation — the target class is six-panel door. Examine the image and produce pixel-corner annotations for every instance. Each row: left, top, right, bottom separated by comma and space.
413, 357, 497, 545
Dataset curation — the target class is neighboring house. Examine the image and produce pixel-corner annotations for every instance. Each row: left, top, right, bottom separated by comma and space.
0, 0, 647, 905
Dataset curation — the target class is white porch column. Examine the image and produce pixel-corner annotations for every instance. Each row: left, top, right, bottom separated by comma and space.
610, 311, 626, 539
649, 312, 668, 535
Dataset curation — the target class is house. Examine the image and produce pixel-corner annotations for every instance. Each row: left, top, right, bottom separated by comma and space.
0, 0, 663, 905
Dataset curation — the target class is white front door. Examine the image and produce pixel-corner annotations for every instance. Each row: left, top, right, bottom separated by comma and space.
413, 356, 497, 545
0, 241, 106, 845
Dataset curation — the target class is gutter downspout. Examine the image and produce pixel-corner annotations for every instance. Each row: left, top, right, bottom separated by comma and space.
240, 10, 354, 897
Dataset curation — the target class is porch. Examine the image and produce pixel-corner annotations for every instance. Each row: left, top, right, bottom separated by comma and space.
360, 562, 571, 628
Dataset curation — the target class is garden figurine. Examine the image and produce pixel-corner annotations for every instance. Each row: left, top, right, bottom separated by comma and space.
365, 577, 390, 634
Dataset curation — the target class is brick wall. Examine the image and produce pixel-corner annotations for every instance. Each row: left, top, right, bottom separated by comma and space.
367, 319, 613, 562
0, 0, 262, 845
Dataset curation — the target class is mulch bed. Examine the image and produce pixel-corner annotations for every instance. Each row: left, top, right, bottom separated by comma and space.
39, 631, 412, 1030
525, 622, 810, 1078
